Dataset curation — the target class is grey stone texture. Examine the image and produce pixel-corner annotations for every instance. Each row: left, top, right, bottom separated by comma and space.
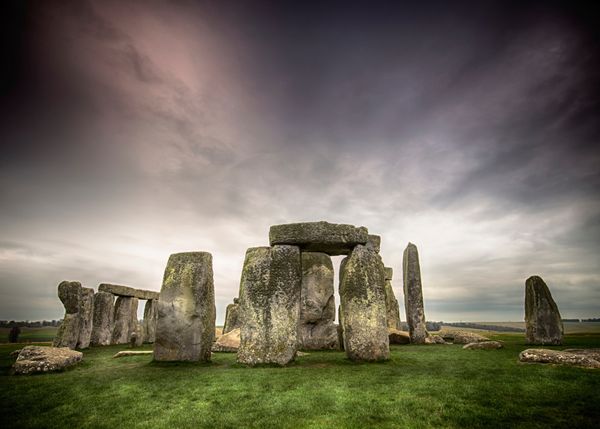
269, 221, 368, 255
463, 341, 503, 350
142, 299, 157, 343
298, 252, 338, 350
212, 328, 241, 352
519, 348, 600, 369
13, 346, 83, 375
223, 298, 241, 335
112, 297, 139, 345
91, 291, 114, 346
153, 252, 216, 362
403, 243, 428, 344
98, 283, 160, 300
388, 328, 411, 344
525, 276, 564, 345
383, 267, 401, 330
339, 245, 389, 361
366, 235, 381, 253
76, 287, 95, 349
130, 321, 144, 347
53, 281, 82, 349
441, 330, 489, 344
237, 245, 302, 366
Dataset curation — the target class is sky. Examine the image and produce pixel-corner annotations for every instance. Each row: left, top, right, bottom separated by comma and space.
1, 0, 599, 323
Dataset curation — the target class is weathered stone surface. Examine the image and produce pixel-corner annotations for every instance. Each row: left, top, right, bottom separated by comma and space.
299, 252, 339, 350
76, 287, 94, 349
425, 334, 446, 344
14, 346, 83, 374
98, 283, 160, 300
366, 235, 381, 253
223, 298, 241, 335
111, 297, 139, 345
340, 245, 389, 361
563, 348, 600, 361
388, 328, 411, 344
519, 349, 600, 368
269, 221, 368, 255
53, 281, 82, 349
384, 267, 393, 281
130, 321, 144, 347
525, 276, 564, 345
91, 292, 114, 346
442, 330, 490, 344
237, 246, 302, 366
212, 328, 240, 352
154, 252, 216, 362
142, 299, 157, 343
113, 350, 153, 358
463, 341, 503, 350
383, 267, 401, 330
403, 243, 428, 344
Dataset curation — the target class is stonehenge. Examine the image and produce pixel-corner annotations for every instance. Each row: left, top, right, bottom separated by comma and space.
525, 276, 564, 345
76, 287, 95, 349
112, 297, 139, 345
403, 243, 428, 344
91, 292, 114, 346
222, 298, 240, 335
53, 281, 83, 349
383, 267, 401, 330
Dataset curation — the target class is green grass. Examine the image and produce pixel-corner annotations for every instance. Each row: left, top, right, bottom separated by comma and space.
0, 327, 58, 343
1, 333, 599, 429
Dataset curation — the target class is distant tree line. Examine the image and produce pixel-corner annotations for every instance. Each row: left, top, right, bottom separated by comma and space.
441, 322, 525, 332
0, 320, 61, 328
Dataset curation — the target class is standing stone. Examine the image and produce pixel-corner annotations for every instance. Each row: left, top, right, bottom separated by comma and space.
76, 287, 94, 349
53, 281, 82, 349
91, 291, 114, 346
340, 245, 389, 361
366, 235, 381, 253
237, 245, 302, 366
384, 267, 401, 330
223, 298, 241, 335
112, 297, 139, 345
130, 321, 144, 347
298, 252, 338, 350
153, 252, 216, 362
525, 276, 564, 345
403, 243, 428, 344
142, 299, 158, 343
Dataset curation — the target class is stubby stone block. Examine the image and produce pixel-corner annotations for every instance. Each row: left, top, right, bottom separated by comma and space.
142, 299, 157, 343
13, 346, 83, 375
91, 291, 114, 346
339, 245, 389, 361
112, 297, 139, 345
223, 298, 241, 335
525, 276, 564, 345
76, 287, 94, 349
269, 221, 368, 255
366, 235, 381, 253
383, 267, 401, 330
298, 252, 338, 350
237, 245, 302, 366
403, 243, 428, 344
53, 281, 82, 349
98, 283, 160, 300
153, 252, 216, 362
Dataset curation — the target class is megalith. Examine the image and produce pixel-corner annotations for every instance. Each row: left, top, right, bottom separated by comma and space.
339, 245, 389, 361
91, 291, 114, 346
525, 275, 564, 345
223, 298, 241, 335
76, 287, 95, 349
298, 252, 338, 350
153, 252, 216, 362
384, 267, 401, 330
142, 299, 157, 343
112, 297, 139, 345
53, 281, 82, 349
237, 245, 302, 366
403, 243, 428, 344
366, 234, 381, 253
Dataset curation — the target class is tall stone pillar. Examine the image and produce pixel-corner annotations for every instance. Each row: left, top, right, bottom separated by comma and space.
153, 252, 216, 362
91, 291, 114, 346
340, 245, 389, 361
76, 287, 95, 349
403, 243, 428, 344
384, 267, 401, 330
237, 245, 302, 366
142, 299, 158, 343
223, 298, 241, 335
298, 252, 338, 350
53, 281, 82, 349
525, 276, 564, 345
112, 297, 139, 345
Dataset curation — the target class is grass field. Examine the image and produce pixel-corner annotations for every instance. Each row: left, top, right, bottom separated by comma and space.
1, 333, 599, 429
0, 327, 57, 344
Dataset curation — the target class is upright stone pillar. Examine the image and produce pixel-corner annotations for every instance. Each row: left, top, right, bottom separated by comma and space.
298, 252, 338, 350
91, 291, 114, 346
384, 267, 401, 330
403, 243, 428, 344
237, 245, 302, 366
153, 252, 216, 362
223, 298, 241, 335
112, 297, 139, 345
53, 281, 82, 349
142, 299, 158, 343
340, 245, 389, 361
76, 287, 95, 349
525, 276, 564, 345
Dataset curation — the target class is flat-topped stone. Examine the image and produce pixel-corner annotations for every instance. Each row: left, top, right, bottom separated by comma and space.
98, 283, 159, 300
269, 221, 368, 255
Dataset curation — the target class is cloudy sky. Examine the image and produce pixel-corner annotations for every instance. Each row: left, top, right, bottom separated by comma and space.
1, 0, 599, 323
